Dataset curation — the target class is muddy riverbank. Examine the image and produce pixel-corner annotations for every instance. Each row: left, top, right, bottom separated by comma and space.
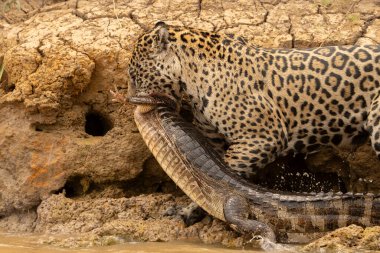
1, 0, 380, 251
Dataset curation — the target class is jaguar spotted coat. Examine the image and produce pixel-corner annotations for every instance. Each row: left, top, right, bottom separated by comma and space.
127, 22, 380, 178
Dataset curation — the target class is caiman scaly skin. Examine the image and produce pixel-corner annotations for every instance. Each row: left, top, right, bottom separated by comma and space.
134, 105, 380, 243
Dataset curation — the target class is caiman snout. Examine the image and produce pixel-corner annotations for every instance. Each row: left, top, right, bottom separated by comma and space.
128, 94, 178, 111
127, 96, 158, 114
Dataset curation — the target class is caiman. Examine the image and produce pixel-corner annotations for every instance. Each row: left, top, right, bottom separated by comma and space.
129, 96, 380, 244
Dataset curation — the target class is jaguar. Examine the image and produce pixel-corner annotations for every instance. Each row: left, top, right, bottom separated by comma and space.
127, 21, 380, 178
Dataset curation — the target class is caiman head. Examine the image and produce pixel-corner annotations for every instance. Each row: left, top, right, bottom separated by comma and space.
127, 21, 182, 110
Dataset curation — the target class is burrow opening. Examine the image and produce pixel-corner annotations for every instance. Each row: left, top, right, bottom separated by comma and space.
85, 111, 113, 136
60, 175, 93, 198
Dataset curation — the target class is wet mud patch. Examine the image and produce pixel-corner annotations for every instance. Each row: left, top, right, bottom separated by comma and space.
253, 154, 347, 193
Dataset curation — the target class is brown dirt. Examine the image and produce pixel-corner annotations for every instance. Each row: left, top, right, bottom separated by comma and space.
0, 0, 380, 250
301, 225, 380, 252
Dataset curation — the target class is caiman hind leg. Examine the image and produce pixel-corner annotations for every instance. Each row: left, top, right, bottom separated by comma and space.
224, 195, 276, 242
366, 94, 380, 159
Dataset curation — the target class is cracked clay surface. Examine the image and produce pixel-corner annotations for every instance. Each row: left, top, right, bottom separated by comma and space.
0, 0, 380, 250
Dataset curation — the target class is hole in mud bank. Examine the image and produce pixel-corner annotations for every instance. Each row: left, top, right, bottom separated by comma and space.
85, 111, 113, 136
33, 123, 44, 132
60, 175, 93, 198
30, 123, 49, 132
3, 83, 15, 92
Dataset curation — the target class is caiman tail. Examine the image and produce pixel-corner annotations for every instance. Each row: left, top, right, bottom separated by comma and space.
134, 105, 380, 243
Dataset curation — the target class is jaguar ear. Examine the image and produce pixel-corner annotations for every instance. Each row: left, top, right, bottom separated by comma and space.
155, 21, 169, 52
155, 21, 166, 28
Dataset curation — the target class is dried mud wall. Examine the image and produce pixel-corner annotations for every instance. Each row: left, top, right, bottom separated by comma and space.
0, 0, 380, 250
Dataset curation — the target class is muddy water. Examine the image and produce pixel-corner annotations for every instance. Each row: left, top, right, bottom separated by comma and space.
1, 233, 379, 253
0, 233, 298, 253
